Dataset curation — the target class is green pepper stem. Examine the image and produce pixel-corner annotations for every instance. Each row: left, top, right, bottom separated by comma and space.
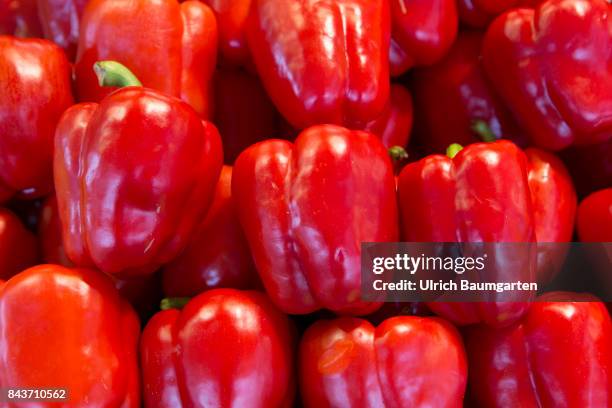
446, 143, 464, 159
93, 61, 143, 88
388, 146, 409, 163
160, 297, 191, 311
471, 120, 497, 143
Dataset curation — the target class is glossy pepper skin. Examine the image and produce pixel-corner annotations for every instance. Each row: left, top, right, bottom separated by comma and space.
389, 0, 458, 77
411, 31, 525, 155
246, 0, 390, 129
526, 148, 576, 284
398, 140, 535, 327
54, 85, 223, 277
0, 207, 38, 280
465, 292, 612, 407
0, 0, 42, 37
482, 0, 612, 151
300, 316, 467, 407
364, 83, 414, 149
0, 264, 140, 406
233, 125, 398, 315
37, 0, 88, 60
162, 166, 258, 297
202, 0, 250, 66
0, 36, 73, 200
75, 0, 217, 118
141, 289, 295, 407
577, 188, 612, 242
214, 69, 280, 164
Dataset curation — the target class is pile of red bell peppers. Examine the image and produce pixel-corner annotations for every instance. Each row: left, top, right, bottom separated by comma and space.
0, 0, 610, 406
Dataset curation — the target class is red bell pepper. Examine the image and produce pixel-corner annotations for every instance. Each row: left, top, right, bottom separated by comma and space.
0, 207, 37, 280
560, 138, 612, 199
300, 316, 467, 407
0, 36, 73, 200
399, 142, 576, 321
410, 31, 525, 154
246, 0, 390, 129
0, 264, 140, 406
141, 289, 295, 407
465, 292, 612, 407
577, 188, 612, 242
37, 0, 88, 60
233, 125, 398, 315
482, 0, 612, 151
0, 0, 42, 37
389, 0, 458, 76
201, 0, 250, 66
398, 140, 536, 327
364, 83, 414, 149
75, 0, 217, 118
54, 61, 223, 277
214, 69, 280, 164
162, 166, 259, 297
